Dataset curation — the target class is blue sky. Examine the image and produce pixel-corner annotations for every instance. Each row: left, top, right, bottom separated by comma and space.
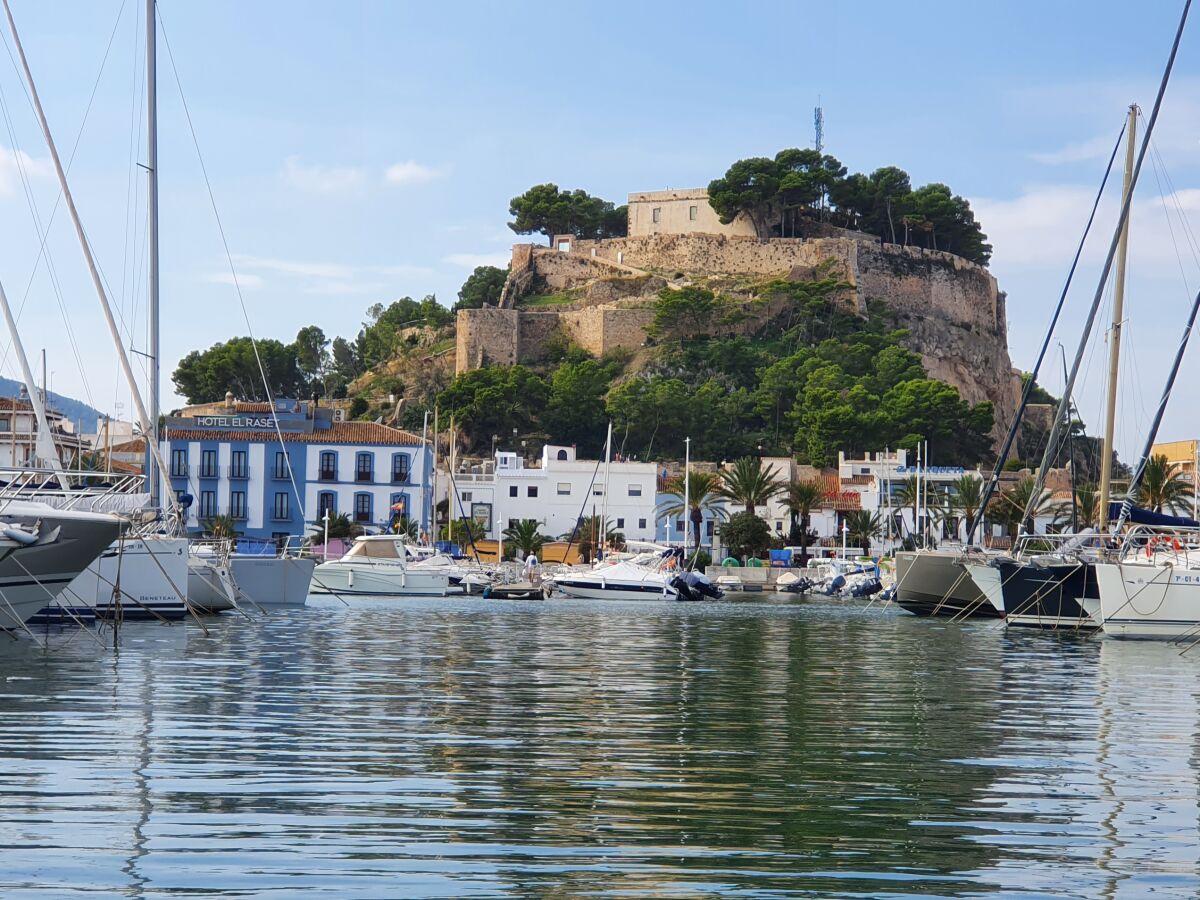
1, 0, 1199, 461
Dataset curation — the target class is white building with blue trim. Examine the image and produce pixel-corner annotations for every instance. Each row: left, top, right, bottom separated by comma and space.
161, 397, 430, 541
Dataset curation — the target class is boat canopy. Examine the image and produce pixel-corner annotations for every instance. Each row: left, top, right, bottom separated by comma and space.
1108, 501, 1199, 528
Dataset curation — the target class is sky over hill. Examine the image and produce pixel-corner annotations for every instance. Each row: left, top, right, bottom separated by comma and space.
1, 0, 1199, 461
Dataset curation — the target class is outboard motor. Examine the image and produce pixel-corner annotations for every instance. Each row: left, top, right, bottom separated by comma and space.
671, 570, 723, 602
851, 577, 883, 598
822, 573, 847, 595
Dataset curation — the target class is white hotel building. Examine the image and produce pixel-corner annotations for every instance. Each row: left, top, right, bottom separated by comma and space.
441, 445, 659, 542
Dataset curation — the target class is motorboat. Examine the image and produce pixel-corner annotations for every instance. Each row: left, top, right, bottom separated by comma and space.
547, 549, 682, 601
310, 534, 451, 597
0, 501, 123, 630
408, 552, 493, 594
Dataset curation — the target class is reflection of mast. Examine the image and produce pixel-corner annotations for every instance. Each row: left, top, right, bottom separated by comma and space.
1094, 644, 1125, 899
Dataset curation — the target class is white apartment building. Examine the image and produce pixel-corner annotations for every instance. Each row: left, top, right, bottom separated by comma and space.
441, 445, 659, 543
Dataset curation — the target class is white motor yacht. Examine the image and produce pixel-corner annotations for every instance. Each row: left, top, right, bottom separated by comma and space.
548, 551, 680, 601
310, 534, 451, 597
408, 552, 492, 594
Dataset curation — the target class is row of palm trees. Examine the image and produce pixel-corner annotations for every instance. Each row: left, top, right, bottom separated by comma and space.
470, 453, 1197, 563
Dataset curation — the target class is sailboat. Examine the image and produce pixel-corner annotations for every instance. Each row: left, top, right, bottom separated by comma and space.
2, 0, 204, 623
962, 0, 1193, 631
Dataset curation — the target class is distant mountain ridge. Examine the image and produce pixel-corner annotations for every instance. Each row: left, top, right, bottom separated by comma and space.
0, 376, 106, 433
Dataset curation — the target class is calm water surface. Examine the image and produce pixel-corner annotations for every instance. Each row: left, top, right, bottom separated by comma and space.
1, 595, 1198, 898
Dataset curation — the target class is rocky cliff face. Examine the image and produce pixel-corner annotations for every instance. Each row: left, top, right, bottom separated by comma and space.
468, 233, 1023, 448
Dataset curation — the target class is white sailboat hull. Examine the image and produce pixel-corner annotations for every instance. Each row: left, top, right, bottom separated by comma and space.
36, 535, 189, 624
230, 556, 315, 606
1092, 562, 1200, 639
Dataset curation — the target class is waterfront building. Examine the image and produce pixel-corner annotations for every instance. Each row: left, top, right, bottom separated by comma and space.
440, 445, 659, 543
0, 391, 89, 468
161, 396, 430, 541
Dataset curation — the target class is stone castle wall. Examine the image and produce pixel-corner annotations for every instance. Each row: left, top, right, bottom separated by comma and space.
458, 233, 1021, 445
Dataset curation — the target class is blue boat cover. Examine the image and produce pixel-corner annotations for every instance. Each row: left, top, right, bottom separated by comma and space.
1108, 501, 1199, 528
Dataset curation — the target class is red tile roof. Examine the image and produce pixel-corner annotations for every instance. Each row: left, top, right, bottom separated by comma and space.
166, 421, 424, 446
0, 396, 33, 411
108, 437, 147, 453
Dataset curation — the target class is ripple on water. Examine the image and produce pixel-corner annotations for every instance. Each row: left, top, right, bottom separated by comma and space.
0, 598, 1198, 897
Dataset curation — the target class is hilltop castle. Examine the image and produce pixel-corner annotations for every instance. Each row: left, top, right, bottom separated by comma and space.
455, 189, 1022, 445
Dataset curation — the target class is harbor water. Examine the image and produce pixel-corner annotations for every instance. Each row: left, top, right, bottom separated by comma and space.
2, 596, 1199, 898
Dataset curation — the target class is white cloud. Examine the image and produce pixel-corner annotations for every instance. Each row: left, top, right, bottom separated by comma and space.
228, 254, 434, 298
443, 252, 510, 268
281, 156, 366, 194
384, 159, 449, 186
234, 254, 352, 279
973, 183, 1200, 275
0, 146, 52, 196
206, 271, 265, 289
1031, 134, 1117, 165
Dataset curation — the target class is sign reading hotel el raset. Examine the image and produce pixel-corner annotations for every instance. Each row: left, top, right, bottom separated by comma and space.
894, 466, 965, 475
168, 415, 312, 432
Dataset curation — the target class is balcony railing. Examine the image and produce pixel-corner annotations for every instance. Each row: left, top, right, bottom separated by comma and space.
229, 466, 249, 480
271, 509, 291, 521
391, 470, 410, 484
198, 465, 219, 479
354, 510, 371, 522
232, 509, 248, 521
169, 464, 189, 478
355, 471, 374, 483
318, 469, 337, 482
272, 466, 291, 480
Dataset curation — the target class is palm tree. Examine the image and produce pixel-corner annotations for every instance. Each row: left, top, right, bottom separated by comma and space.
718, 457, 784, 516
781, 480, 824, 567
658, 471, 727, 551
502, 519, 546, 558
948, 474, 983, 541
1137, 453, 1194, 514
991, 476, 1051, 537
844, 510, 882, 556
1053, 483, 1100, 530
894, 474, 920, 538
204, 514, 239, 539
570, 515, 623, 563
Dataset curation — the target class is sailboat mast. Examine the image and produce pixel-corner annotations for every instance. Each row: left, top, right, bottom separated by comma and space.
1097, 103, 1138, 527
146, 0, 161, 507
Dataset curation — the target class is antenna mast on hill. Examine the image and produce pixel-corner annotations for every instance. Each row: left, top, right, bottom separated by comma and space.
813, 99, 824, 153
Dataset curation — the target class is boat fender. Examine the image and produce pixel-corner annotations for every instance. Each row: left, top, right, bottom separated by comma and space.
348, 569, 354, 588
2, 526, 39, 546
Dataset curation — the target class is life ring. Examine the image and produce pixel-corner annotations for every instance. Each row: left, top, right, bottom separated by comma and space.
1146, 535, 1183, 558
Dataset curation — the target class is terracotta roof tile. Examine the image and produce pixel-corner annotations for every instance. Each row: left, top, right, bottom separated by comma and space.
166, 421, 424, 446
0, 396, 33, 411
108, 437, 146, 453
